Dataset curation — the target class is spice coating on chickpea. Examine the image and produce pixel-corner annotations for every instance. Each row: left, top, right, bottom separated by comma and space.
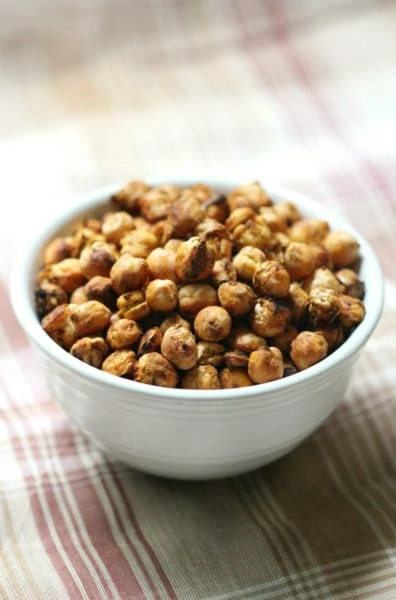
248, 347, 284, 384
102, 350, 136, 378
182, 365, 221, 390
290, 331, 328, 371
134, 352, 178, 387
194, 306, 232, 342
338, 295, 365, 328
161, 325, 198, 370
218, 281, 256, 316
70, 337, 109, 368
253, 260, 290, 298
308, 287, 341, 325
42, 304, 77, 349
106, 318, 142, 350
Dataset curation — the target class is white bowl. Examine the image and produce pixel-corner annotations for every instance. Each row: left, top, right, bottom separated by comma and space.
10, 180, 384, 480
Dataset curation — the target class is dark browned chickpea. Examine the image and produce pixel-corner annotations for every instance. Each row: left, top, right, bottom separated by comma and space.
117, 291, 150, 321
70, 337, 109, 368
111, 179, 150, 213
101, 211, 135, 246
308, 287, 341, 325
288, 282, 310, 324
146, 279, 178, 312
175, 237, 216, 282
161, 325, 198, 370
137, 327, 163, 357
248, 347, 284, 384
250, 298, 291, 337
106, 319, 142, 350
178, 283, 218, 319
289, 219, 329, 244
169, 193, 205, 237
335, 269, 365, 299
84, 276, 117, 308
41, 258, 85, 293
227, 325, 267, 353
218, 281, 256, 317
182, 365, 221, 390
196, 342, 225, 367
134, 352, 178, 387
338, 295, 365, 328
160, 312, 192, 334
102, 350, 136, 378
253, 261, 290, 298
220, 368, 252, 388
80, 242, 118, 279
147, 248, 178, 282
227, 182, 270, 211
35, 282, 68, 319
283, 242, 317, 280
233, 246, 266, 281
324, 231, 360, 268
42, 304, 77, 349
290, 331, 328, 371
202, 193, 229, 221
43, 237, 74, 265
194, 306, 232, 342
70, 301, 111, 337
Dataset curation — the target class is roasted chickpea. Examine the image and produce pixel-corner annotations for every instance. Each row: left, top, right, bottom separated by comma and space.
227, 325, 267, 353
182, 365, 221, 390
134, 352, 178, 387
101, 211, 135, 246
196, 342, 225, 367
273, 202, 302, 225
258, 207, 288, 232
194, 306, 232, 342
335, 269, 365, 299
220, 368, 252, 388
35, 282, 68, 319
117, 291, 150, 321
147, 248, 178, 282
324, 231, 360, 268
283, 242, 317, 280
303, 267, 345, 294
139, 185, 180, 222
210, 259, 237, 287
250, 298, 291, 337
201, 193, 229, 221
224, 350, 249, 370
269, 324, 298, 354
42, 304, 77, 349
70, 337, 109, 368
253, 261, 290, 297
231, 217, 272, 251
308, 287, 341, 325
43, 237, 74, 265
248, 347, 284, 384
290, 331, 328, 371
106, 318, 142, 350
218, 281, 256, 317
161, 325, 198, 370
102, 350, 136, 378
338, 295, 365, 328
164, 238, 183, 253
41, 258, 85, 293
84, 276, 117, 308
137, 327, 163, 357
70, 300, 111, 337
178, 283, 218, 318
80, 242, 118, 279
228, 182, 270, 211
289, 219, 329, 244
175, 237, 216, 282
111, 179, 150, 213
288, 282, 310, 324
146, 279, 178, 312
314, 324, 344, 351
120, 230, 158, 259
169, 193, 205, 237
70, 286, 88, 305
233, 246, 266, 281
160, 312, 192, 334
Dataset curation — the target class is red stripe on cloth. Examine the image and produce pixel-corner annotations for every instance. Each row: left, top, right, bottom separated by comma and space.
1, 282, 148, 599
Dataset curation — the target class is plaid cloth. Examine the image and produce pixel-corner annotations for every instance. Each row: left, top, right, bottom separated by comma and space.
1, 0, 396, 598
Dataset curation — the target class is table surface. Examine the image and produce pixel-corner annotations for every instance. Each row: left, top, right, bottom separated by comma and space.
1, 1, 396, 598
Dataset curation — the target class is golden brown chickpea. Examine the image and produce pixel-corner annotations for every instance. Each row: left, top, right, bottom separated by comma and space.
80, 242, 118, 279
41, 304, 77, 349
146, 279, 178, 312
161, 325, 198, 370
210, 259, 237, 287
137, 327, 163, 357
134, 352, 178, 387
35, 282, 68, 319
288, 219, 330, 244
303, 267, 345, 294
147, 248, 178, 282
70, 301, 111, 337
250, 298, 291, 337
202, 193, 229, 221
43, 237, 74, 265
248, 347, 284, 384
169, 194, 205, 237
106, 318, 142, 350
218, 281, 256, 317
150, 219, 173, 247
227, 325, 267, 353
196, 342, 225, 367
233, 246, 266, 281
290, 331, 328, 371
273, 202, 302, 225
310, 244, 332, 268
139, 185, 180, 222
224, 350, 249, 370
111, 179, 150, 213
41, 258, 86, 293
335, 269, 364, 299
220, 368, 252, 388
110, 255, 148, 295
194, 306, 232, 342
258, 207, 288, 232
205, 235, 233, 261
117, 291, 150, 321
226, 207, 256, 232
338, 295, 365, 328
70, 286, 88, 305
253, 260, 291, 298
227, 182, 270, 211
84, 218, 102, 233
160, 312, 192, 334
84, 276, 117, 308
182, 365, 221, 390
101, 211, 135, 246
288, 282, 310, 323
283, 242, 317, 280
71, 227, 106, 255
185, 183, 214, 202
308, 287, 341, 325
70, 337, 109, 368
270, 324, 298, 354
196, 218, 228, 239
314, 324, 344, 351
120, 230, 158, 259
164, 238, 183, 253
324, 231, 360, 268
102, 350, 136, 378
178, 283, 218, 318
231, 218, 272, 251
175, 237, 216, 282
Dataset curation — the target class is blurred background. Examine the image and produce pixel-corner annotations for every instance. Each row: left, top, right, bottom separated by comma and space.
1, 0, 395, 278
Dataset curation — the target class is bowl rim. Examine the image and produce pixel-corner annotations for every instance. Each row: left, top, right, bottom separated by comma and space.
10, 179, 384, 402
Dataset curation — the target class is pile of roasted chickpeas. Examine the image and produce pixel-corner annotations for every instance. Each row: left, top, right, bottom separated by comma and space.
35, 181, 365, 389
